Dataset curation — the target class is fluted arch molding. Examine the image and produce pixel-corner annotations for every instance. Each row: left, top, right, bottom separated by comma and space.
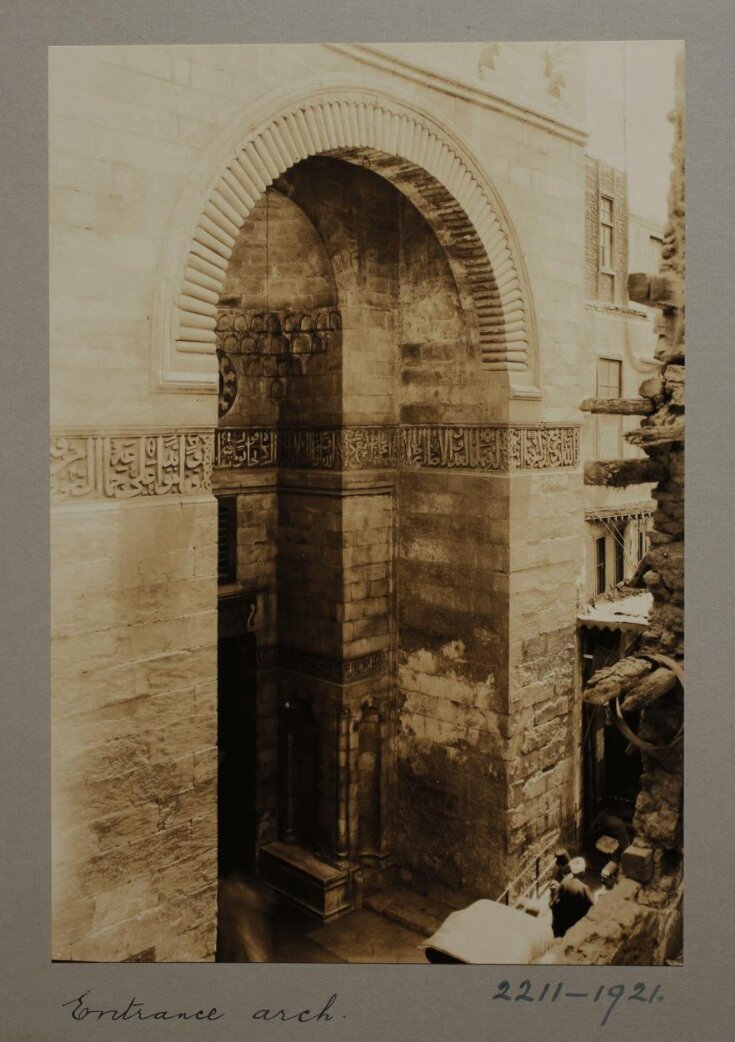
153, 79, 539, 395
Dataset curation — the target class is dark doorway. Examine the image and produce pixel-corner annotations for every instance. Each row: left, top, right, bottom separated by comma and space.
581, 625, 643, 846
603, 708, 642, 812
217, 632, 258, 876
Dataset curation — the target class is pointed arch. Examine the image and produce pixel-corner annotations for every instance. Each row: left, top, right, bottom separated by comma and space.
154, 83, 539, 394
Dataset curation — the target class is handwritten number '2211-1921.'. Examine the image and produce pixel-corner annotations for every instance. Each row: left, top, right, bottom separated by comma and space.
493, 980, 663, 1027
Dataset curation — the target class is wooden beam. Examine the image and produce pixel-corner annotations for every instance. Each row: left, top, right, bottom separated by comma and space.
628, 272, 684, 309
625, 422, 685, 448
580, 397, 654, 415
584, 657, 654, 706
621, 667, 679, 711
584, 459, 666, 487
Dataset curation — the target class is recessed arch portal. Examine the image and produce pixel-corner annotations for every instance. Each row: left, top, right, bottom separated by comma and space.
165, 88, 538, 391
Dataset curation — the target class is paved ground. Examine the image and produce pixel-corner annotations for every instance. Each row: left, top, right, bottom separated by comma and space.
270, 904, 427, 964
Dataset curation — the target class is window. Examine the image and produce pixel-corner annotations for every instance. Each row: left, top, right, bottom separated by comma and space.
596, 358, 623, 458
218, 496, 238, 585
597, 357, 621, 399
599, 195, 615, 299
638, 521, 648, 563
595, 536, 607, 596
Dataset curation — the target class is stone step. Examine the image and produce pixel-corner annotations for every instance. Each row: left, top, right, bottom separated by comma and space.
364, 886, 458, 938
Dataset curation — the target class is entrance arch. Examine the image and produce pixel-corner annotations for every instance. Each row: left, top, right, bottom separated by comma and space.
202, 85, 553, 914
155, 85, 538, 394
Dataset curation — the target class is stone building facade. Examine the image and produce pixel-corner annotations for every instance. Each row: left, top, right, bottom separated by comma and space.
49, 43, 668, 962
581, 190, 661, 606
575, 170, 662, 841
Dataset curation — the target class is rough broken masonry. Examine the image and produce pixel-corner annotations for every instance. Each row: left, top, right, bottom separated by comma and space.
50, 43, 683, 964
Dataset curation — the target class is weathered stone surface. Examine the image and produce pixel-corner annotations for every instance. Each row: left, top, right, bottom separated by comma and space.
639, 373, 665, 399
621, 843, 654, 882
51, 497, 218, 961
539, 879, 660, 965
635, 770, 683, 846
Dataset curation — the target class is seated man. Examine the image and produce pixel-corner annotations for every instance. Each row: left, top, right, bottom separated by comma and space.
549, 857, 594, 938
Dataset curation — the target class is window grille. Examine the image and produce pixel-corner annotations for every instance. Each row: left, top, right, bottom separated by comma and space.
218, 496, 238, 585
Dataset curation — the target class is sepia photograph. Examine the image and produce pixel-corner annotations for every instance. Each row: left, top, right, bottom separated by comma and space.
49, 40, 685, 968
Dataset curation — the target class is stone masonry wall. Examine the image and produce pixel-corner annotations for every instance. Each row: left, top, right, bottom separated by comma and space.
277, 492, 344, 659
398, 195, 481, 424
278, 157, 401, 426
505, 467, 583, 879
218, 190, 340, 428
392, 188, 518, 898
341, 492, 394, 662
396, 471, 512, 898
51, 499, 217, 961
221, 190, 336, 311
540, 877, 682, 966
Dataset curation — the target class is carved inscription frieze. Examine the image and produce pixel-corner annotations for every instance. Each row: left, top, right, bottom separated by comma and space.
214, 428, 278, 469
213, 424, 579, 473
399, 424, 579, 471
50, 432, 213, 503
52, 424, 579, 503
518, 425, 579, 469
400, 425, 504, 470
279, 427, 397, 471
